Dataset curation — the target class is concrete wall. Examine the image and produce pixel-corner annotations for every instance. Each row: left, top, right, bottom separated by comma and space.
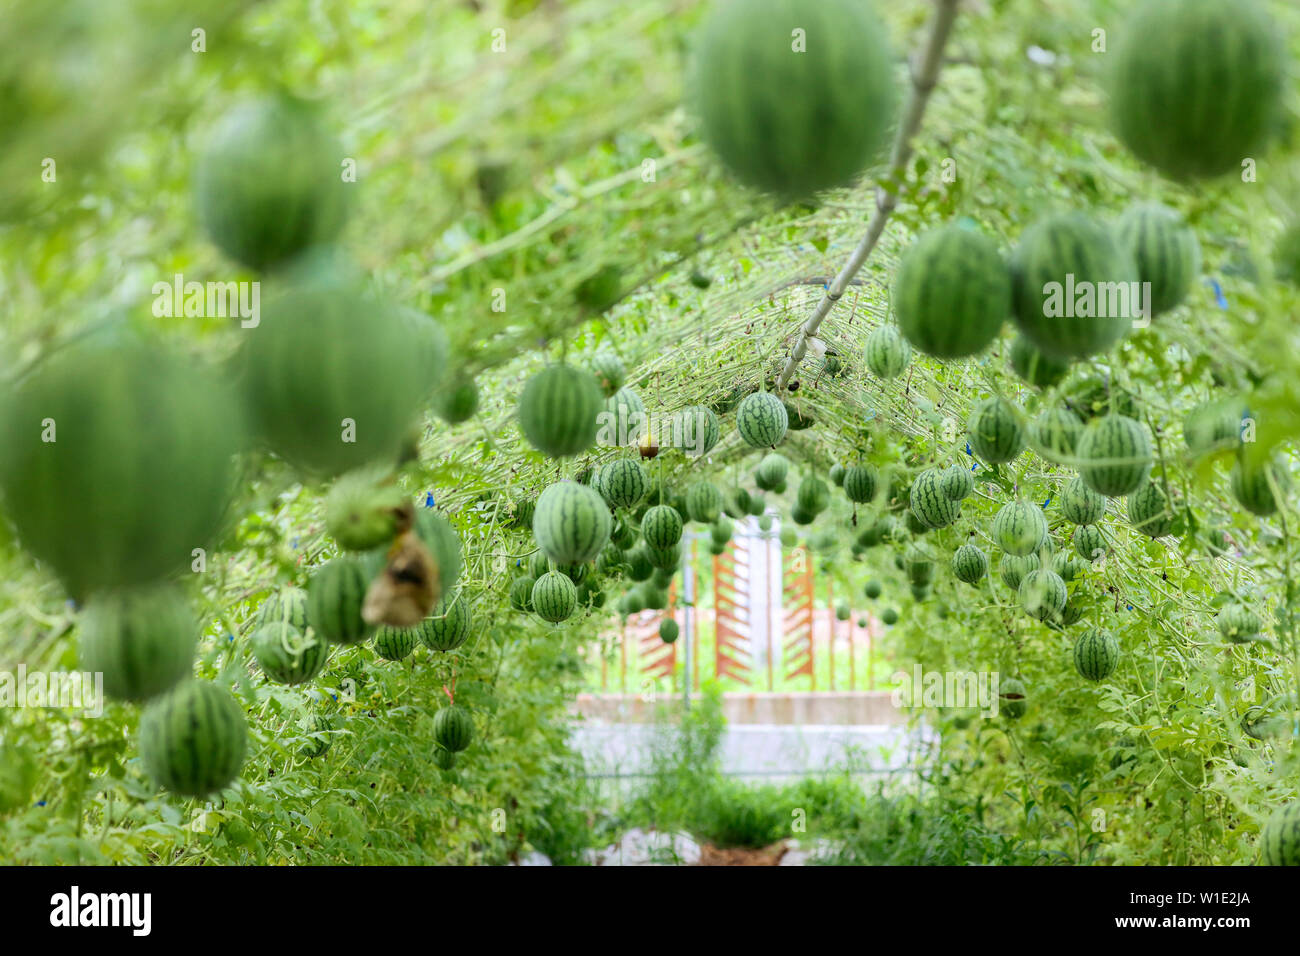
571, 690, 905, 726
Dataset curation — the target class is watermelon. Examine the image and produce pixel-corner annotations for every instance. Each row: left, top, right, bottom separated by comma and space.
431, 376, 479, 424
903, 544, 935, 586
1128, 481, 1175, 538
909, 583, 931, 603
433, 705, 474, 753
952, 544, 989, 584
1009, 335, 1070, 388
710, 518, 734, 547
999, 553, 1041, 591
519, 365, 605, 457
796, 476, 831, 515
252, 621, 331, 684
410, 510, 465, 598
758, 514, 773, 532
1115, 203, 1201, 315
865, 326, 911, 380
894, 224, 1012, 359
529, 551, 550, 579
239, 270, 430, 477
1073, 524, 1107, 562
1029, 407, 1084, 464
689, 0, 897, 200
533, 571, 578, 623
590, 352, 626, 398
755, 453, 790, 490
1060, 476, 1107, 525
686, 481, 724, 523
558, 562, 588, 585
992, 500, 1048, 556
138, 681, 248, 798
842, 464, 879, 504
864, 580, 883, 599
610, 518, 638, 550
325, 467, 408, 551
194, 94, 348, 272
941, 465, 974, 501
660, 619, 680, 644
647, 542, 682, 571
1073, 628, 1119, 681
827, 465, 845, 489
1061, 375, 1139, 422
834, 601, 850, 622
910, 468, 962, 529
998, 677, 1027, 719
626, 548, 655, 582
1261, 803, 1300, 866
307, 557, 374, 645
1077, 414, 1154, 498
300, 714, 333, 759
736, 392, 788, 449
641, 584, 671, 610
1230, 452, 1290, 517
746, 492, 766, 517
1010, 212, 1138, 359
1019, 569, 1067, 623
0, 335, 244, 597
598, 458, 649, 510
1184, 398, 1246, 456
790, 505, 813, 526
509, 575, 536, 612
419, 591, 472, 652
374, 625, 418, 661
1052, 550, 1087, 582
533, 481, 612, 564
1058, 598, 1085, 627
880, 607, 899, 626
673, 405, 721, 457
79, 585, 197, 702
1109, 0, 1287, 181
967, 397, 1025, 465
904, 510, 930, 536
434, 748, 457, 771
1217, 603, 1262, 644
642, 504, 684, 550
780, 527, 798, 548
604, 387, 647, 447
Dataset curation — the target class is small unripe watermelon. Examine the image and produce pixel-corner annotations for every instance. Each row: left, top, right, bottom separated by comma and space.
755, 453, 790, 490
433, 705, 474, 752
842, 465, 879, 504
300, 714, 334, 759
710, 517, 734, 547
373, 625, 418, 661
194, 94, 348, 271
641, 504, 684, 550
325, 467, 408, 551
865, 326, 911, 380
1019, 569, 1067, 623
1010, 212, 1138, 359
1127, 481, 1175, 538
910, 468, 962, 530
1183, 398, 1246, 456
736, 392, 788, 449
1108, 0, 1287, 181
139, 681, 248, 798
993, 500, 1048, 556
1060, 476, 1107, 525
1073, 628, 1120, 682
880, 607, 899, 626
952, 544, 989, 584
941, 465, 975, 501
673, 405, 721, 457
1029, 407, 1084, 464
1229, 452, 1290, 517
864, 580, 883, 599
533, 571, 578, 623
660, 619, 680, 644
1061, 376, 1139, 422
252, 622, 331, 683
829, 464, 846, 487
686, 481, 724, 523
999, 552, 1040, 591
1076, 415, 1153, 497
689, 0, 898, 200
796, 476, 831, 515
431, 376, 479, 425
604, 387, 647, 447
419, 590, 472, 652
79, 585, 197, 702
1217, 603, 1262, 644
1073, 524, 1107, 563
967, 397, 1025, 465
533, 481, 612, 564
509, 575, 536, 612
519, 365, 605, 458
1115, 203, 1201, 316
998, 677, 1028, 719
598, 458, 649, 510
590, 352, 626, 397
307, 557, 374, 645
894, 224, 1011, 359
647, 542, 682, 571
1009, 335, 1070, 388
1260, 803, 1300, 866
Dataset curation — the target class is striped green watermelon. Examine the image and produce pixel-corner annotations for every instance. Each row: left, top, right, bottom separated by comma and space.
1060, 476, 1107, 525
252, 622, 331, 684
509, 575, 536, 612
1019, 569, 1067, 622
0, 336, 244, 597
1010, 212, 1138, 359
590, 351, 626, 397
519, 365, 605, 457
434, 748, 457, 771
797, 476, 831, 515
1029, 407, 1084, 464
138, 681, 248, 798
903, 544, 935, 586
1260, 803, 1300, 866
240, 271, 430, 477
999, 552, 1040, 591
642, 504, 684, 550
604, 387, 647, 447
307, 557, 374, 645
433, 705, 474, 752
1217, 603, 1262, 644
755, 453, 790, 491
1076, 415, 1153, 497
659, 619, 680, 644
993, 500, 1048, 556
746, 492, 766, 517
1052, 549, 1087, 582
374, 625, 418, 661
829, 464, 846, 487
257, 587, 310, 632
689, 0, 897, 200
79, 585, 196, 702
673, 405, 721, 457
194, 94, 348, 271
791, 505, 814, 526
1009, 335, 1070, 388
325, 467, 408, 551
1061, 375, 1139, 422
1116, 203, 1201, 315
952, 544, 989, 584
842, 465, 879, 504
431, 375, 479, 425
533, 571, 578, 623
1128, 481, 1175, 538
726, 488, 751, 518
598, 458, 649, 510
1109, 0, 1286, 181
1230, 451, 1289, 516
909, 582, 931, 603
410, 510, 465, 598
529, 551, 550, 578
910, 468, 962, 529
647, 542, 682, 571
626, 547, 655, 582
998, 677, 1028, 719
1058, 597, 1086, 627
894, 224, 1012, 359
611, 517, 638, 549
533, 481, 612, 564
686, 481, 724, 523
865, 326, 911, 380
300, 714, 333, 758
1184, 398, 1246, 456
736, 392, 788, 449
967, 397, 1025, 465
941, 465, 975, 501
1073, 628, 1119, 681
419, 591, 472, 652
641, 584, 670, 610
710, 517, 734, 547
1073, 524, 1107, 562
